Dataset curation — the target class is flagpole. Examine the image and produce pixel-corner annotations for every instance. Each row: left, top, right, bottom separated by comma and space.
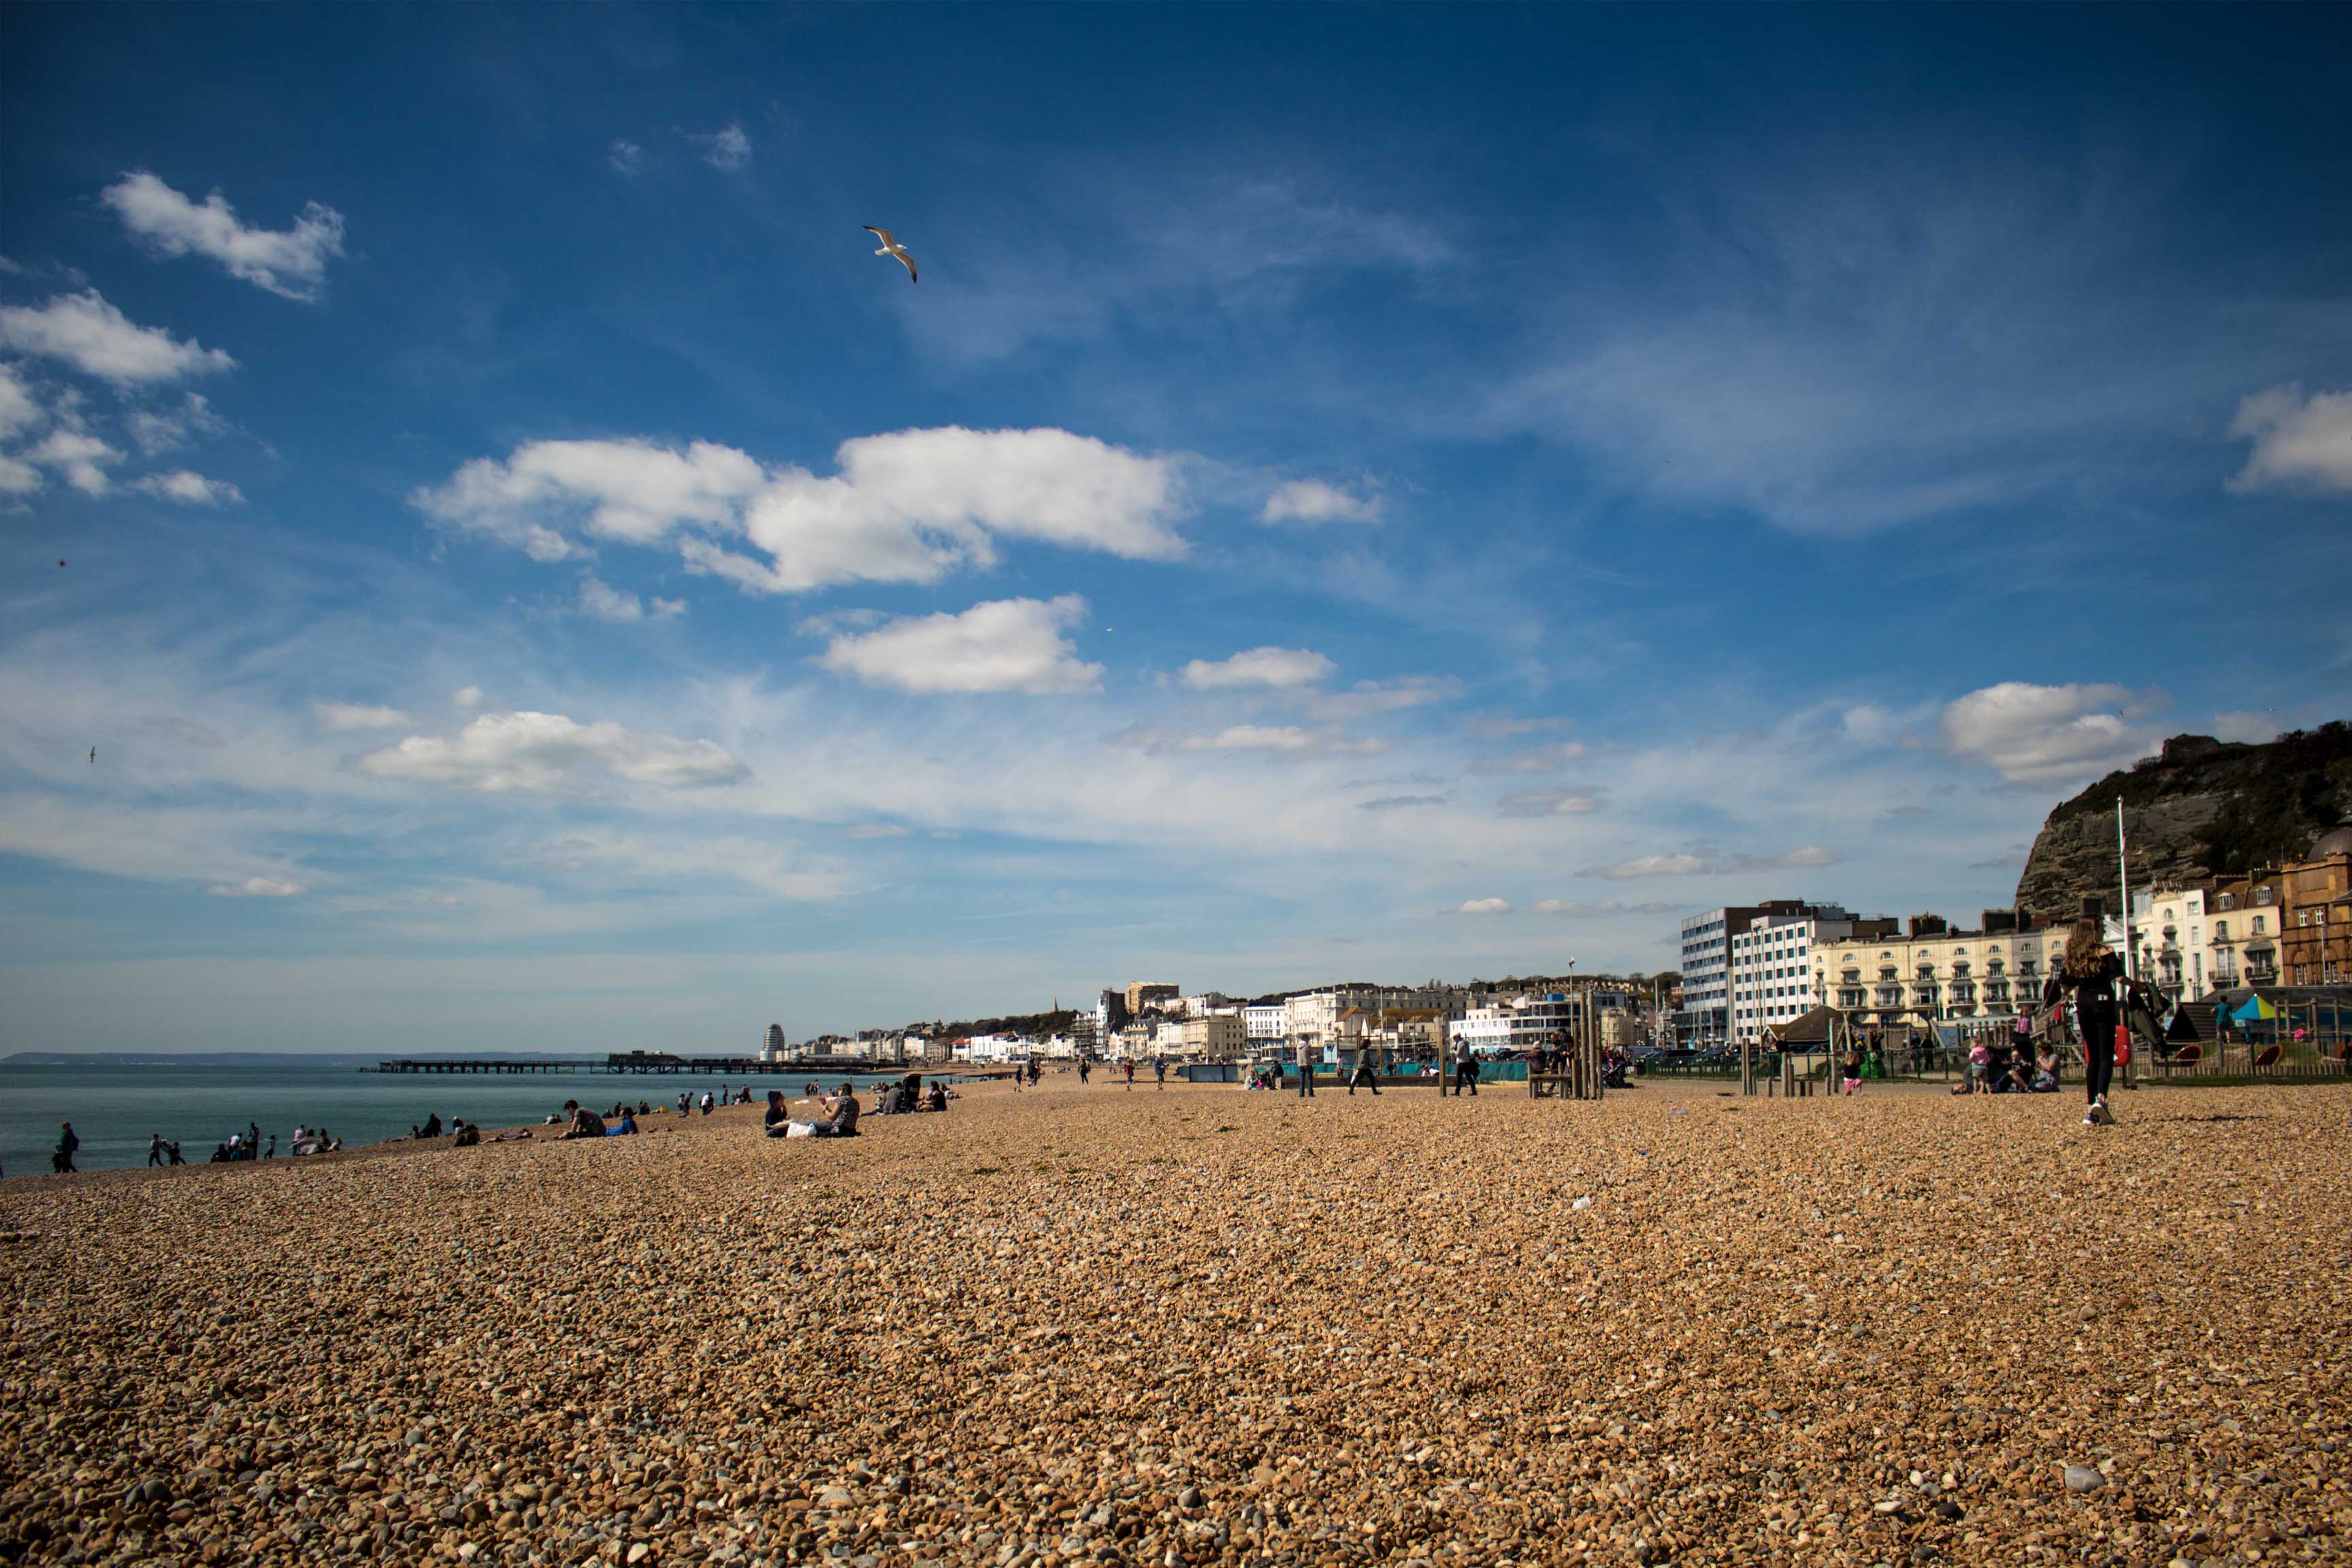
2118, 798, 2136, 1088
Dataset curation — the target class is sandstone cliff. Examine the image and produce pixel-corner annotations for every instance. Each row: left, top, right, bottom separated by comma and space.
2015, 722, 2352, 917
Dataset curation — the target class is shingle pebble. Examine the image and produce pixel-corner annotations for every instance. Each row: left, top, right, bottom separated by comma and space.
1, 1079, 2347, 1567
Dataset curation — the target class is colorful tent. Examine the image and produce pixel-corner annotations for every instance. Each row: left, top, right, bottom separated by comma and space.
2231, 995, 2278, 1023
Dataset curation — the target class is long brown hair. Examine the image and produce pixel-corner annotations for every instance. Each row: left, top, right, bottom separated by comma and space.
2061, 917, 2110, 979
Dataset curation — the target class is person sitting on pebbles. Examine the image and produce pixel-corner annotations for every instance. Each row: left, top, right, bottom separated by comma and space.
764, 1088, 795, 1138
781, 1083, 862, 1139
607, 1109, 640, 1136
452, 1120, 481, 1148
561, 1107, 608, 1140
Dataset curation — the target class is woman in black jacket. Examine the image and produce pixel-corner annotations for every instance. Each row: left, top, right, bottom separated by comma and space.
2043, 918, 2151, 1126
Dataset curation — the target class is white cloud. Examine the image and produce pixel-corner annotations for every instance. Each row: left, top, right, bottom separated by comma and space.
419, 438, 765, 548
419, 426, 1186, 593
817, 595, 1102, 696
451, 685, 485, 709
1582, 844, 1837, 879
2209, 712, 2281, 745
1180, 724, 1317, 753
845, 823, 909, 839
1260, 478, 1379, 525
135, 469, 243, 506
1586, 852, 1705, 880
359, 710, 751, 793
1457, 896, 1512, 915
1530, 898, 1685, 916
1938, 681, 2163, 785
0, 291, 235, 385
575, 575, 682, 623
0, 361, 41, 440
1471, 742, 1588, 776
127, 393, 227, 455
695, 123, 751, 169
0, 455, 38, 495
101, 172, 346, 300
2226, 383, 2352, 495
1179, 645, 1335, 690
1498, 788, 1600, 817
312, 701, 412, 731
28, 429, 123, 494
208, 875, 306, 898
609, 140, 644, 176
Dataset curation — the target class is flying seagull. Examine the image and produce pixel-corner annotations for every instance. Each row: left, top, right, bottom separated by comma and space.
863, 226, 917, 283
89, 747, 96, 764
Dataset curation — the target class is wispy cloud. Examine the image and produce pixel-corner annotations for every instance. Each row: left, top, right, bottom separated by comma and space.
2227, 383, 2352, 495
1938, 681, 2163, 785
101, 171, 346, 300
0, 290, 234, 385
693, 122, 751, 169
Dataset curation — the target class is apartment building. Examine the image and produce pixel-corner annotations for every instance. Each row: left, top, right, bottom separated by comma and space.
1126, 982, 1180, 1014
1284, 985, 1454, 1048
1676, 905, 1764, 1043
1724, 905, 1896, 1042
1243, 1002, 1289, 1041
2208, 871, 2290, 989
2283, 828, 2352, 985
1813, 913, 2065, 1028
1169, 1014, 1245, 1057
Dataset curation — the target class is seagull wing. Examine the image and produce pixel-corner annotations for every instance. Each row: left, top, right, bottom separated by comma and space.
895, 248, 917, 282
863, 226, 895, 244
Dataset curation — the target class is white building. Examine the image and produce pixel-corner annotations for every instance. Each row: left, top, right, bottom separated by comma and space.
955, 1034, 1028, 1063
1243, 1002, 1289, 1041
1452, 992, 1588, 1055
1725, 906, 1885, 1043
1284, 986, 1454, 1048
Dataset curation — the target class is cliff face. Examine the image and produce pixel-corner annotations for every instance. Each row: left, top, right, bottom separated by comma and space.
2015, 723, 2352, 917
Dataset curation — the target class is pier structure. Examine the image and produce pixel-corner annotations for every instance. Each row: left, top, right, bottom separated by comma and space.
370, 1051, 914, 1076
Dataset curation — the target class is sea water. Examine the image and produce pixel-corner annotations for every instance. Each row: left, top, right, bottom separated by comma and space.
0, 1058, 919, 1177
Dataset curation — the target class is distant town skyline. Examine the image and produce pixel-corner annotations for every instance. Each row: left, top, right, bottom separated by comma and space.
2, 5, 2347, 1052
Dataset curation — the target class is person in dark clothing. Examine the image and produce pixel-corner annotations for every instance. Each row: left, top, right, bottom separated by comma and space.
148, 1134, 167, 1168
926, 1082, 949, 1112
813, 1085, 860, 1138
764, 1088, 794, 1137
1154, 1058, 1167, 1090
419, 1112, 444, 1140
167, 1141, 185, 1166
561, 1107, 608, 1141
54, 1123, 79, 1174
2044, 917, 2153, 1126
208, 1143, 230, 1163
1349, 1047, 1382, 1096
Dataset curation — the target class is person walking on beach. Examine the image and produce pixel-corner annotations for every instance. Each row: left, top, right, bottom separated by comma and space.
699, 1091, 714, 1116
263, 1134, 276, 1159
1294, 1037, 1316, 1097
1349, 1045, 1382, 1096
148, 1133, 167, 1167
1154, 1058, 1167, 1090
1452, 1039, 1479, 1096
1122, 1060, 1134, 1090
1078, 1059, 1092, 1085
2045, 915, 2149, 1127
167, 1141, 184, 1166
1840, 1039, 1863, 1096
54, 1122, 80, 1174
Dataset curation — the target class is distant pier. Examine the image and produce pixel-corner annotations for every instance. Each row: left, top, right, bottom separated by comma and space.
368, 1051, 915, 1076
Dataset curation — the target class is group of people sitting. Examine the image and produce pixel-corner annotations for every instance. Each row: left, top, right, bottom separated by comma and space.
1952, 1036, 2063, 1094
557, 1100, 640, 1139
767, 1084, 860, 1139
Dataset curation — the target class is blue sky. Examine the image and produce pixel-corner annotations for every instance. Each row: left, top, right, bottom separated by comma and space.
3, 4, 2347, 1053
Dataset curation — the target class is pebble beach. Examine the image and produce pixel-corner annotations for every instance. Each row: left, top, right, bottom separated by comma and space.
3, 1078, 2347, 1568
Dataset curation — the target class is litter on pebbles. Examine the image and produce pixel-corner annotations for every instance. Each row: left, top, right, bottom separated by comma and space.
2, 1079, 2348, 1567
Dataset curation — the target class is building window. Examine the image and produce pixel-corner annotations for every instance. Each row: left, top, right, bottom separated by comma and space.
2219, 894, 2235, 911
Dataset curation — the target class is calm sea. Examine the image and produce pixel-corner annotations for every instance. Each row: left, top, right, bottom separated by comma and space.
0, 1059, 922, 1178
